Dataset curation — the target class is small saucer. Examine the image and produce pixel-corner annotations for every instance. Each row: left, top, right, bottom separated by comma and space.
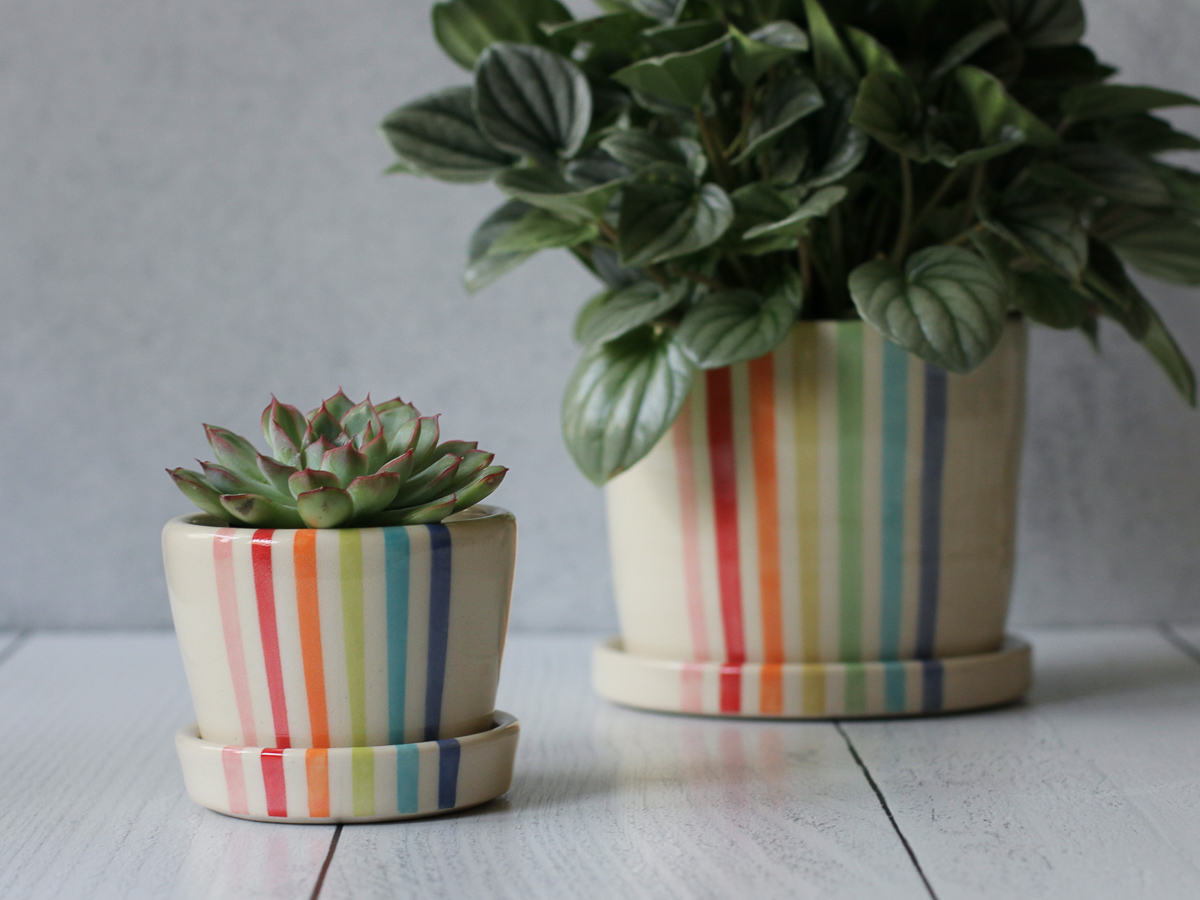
593, 638, 1031, 718
176, 711, 519, 823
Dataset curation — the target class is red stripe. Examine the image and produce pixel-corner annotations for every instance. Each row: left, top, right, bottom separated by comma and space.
261, 748, 287, 818
706, 370, 746, 677
720, 664, 742, 714
252, 530, 290, 748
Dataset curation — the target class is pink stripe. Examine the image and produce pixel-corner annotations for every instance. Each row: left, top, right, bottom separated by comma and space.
222, 746, 249, 816
214, 530, 257, 746
673, 400, 710, 663
261, 748, 288, 818
681, 663, 704, 713
251, 530, 290, 748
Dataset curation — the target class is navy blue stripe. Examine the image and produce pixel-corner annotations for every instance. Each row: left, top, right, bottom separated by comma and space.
921, 659, 944, 712
424, 524, 453, 743
437, 739, 461, 810
916, 365, 948, 660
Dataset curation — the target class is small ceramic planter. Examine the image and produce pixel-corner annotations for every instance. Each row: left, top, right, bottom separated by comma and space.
163, 505, 518, 822
596, 321, 1031, 718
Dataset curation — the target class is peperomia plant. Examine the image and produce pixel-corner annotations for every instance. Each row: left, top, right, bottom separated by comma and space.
168, 391, 506, 528
381, 0, 1200, 484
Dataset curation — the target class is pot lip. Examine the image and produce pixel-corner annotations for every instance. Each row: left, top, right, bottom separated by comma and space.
163, 503, 514, 536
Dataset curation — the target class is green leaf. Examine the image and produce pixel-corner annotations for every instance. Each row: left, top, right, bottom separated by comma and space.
1092, 207, 1200, 286
848, 246, 1009, 373
488, 207, 599, 256
380, 88, 516, 184
1011, 271, 1089, 329
930, 19, 1010, 81
474, 43, 593, 160
541, 12, 653, 49
1100, 115, 1200, 156
805, 81, 870, 187
742, 185, 848, 240
465, 200, 537, 293
850, 71, 927, 160
845, 26, 903, 77
221, 493, 305, 529
728, 182, 800, 254
986, 0, 1084, 48
733, 75, 824, 164
600, 130, 707, 178
611, 35, 728, 108
168, 468, 229, 521
562, 327, 696, 484
802, 0, 859, 82
730, 22, 810, 86
956, 66, 1059, 149
643, 20, 727, 54
1061, 84, 1200, 122
629, 0, 687, 23
676, 272, 802, 369
497, 168, 623, 220
618, 165, 735, 267
432, 0, 572, 70
1141, 303, 1197, 405
985, 186, 1088, 278
576, 281, 690, 345
1030, 145, 1170, 207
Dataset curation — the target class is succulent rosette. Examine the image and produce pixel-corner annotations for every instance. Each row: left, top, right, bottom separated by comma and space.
168, 391, 507, 528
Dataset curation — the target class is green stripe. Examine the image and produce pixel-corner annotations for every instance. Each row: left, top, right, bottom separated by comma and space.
837, 326, 864, 662
844, 663, 867, 714
880, 341, 909, 660
340, 530, 367, 747
352, 746, 375, 817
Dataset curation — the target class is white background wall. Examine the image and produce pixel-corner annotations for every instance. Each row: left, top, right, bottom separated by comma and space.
2, 0, 1199, 631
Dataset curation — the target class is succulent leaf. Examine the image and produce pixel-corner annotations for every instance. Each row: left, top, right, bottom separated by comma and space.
306, 406, 344, 446
393, 454, 462, 507
378, 450, 416, 483
301, 436, 334, 469
200, 460, 247, 496
321, 442, 369, 485
296, 487, 356, 528
452, 466, 508, 512
347, 472, 402, 517
382, 408, 421, 456
219, 494, 305, 528
319, 390, 356, 422
434, 440, 479, 462
340, 398, 383, 442
410, 416, 442, 471
257, 455, 298, 497
205, 425, 266, 486
289, 468, 342, 499
452, 449, 496, 488
261, 398, 307, 456
391, 495, 461, 526
168, 468, 228, 520
362, 430, 390, 473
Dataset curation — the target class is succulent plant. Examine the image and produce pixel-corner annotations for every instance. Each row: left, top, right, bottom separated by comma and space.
382, 0, 1200, 485
168, 391, 507, 528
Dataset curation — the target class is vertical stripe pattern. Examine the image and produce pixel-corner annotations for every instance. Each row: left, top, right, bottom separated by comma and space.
626, 322, 1028, 716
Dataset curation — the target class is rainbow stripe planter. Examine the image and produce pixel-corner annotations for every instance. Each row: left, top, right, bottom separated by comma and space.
597, 322, 1030, 718
163, 506, 518, 821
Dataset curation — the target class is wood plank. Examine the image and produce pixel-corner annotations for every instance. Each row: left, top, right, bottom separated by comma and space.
0, 633, 335, 900
843, 627, 1200, 900
323, 634, 931, 900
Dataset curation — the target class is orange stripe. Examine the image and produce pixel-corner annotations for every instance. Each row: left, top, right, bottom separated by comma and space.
305, 748, 329, 818
749, 354, 784, 715
293, 531, 330, 748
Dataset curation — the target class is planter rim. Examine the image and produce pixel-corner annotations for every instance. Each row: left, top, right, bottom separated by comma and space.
163, 503, 513, 535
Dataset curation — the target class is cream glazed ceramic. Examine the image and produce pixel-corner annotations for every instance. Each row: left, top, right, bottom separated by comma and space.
163, 505, 519, 822
597, 321, 1031, 718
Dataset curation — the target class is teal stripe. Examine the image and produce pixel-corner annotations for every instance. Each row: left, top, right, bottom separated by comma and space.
384, 528, 411, 743
837, 326, 864, 662
880, 341, 909, 660
396, 743, 419, 814
884, 661, 907, 712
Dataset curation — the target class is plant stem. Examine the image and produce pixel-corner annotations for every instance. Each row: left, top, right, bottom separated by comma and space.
891, 157, 915, 265
599, 221, 619, 246
695, 110, 737, 190
959, 162, 987, 234
797, 238, 813, 296
909, 166, 965, 243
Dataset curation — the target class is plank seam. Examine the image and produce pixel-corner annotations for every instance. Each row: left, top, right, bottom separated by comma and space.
0, 631, 32, 670
309, 824, 343, 900
1159, 622, 1200, 668
834, 721, 940, 900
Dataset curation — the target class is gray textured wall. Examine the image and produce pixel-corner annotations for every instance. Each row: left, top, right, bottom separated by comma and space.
2, 0, 1199, 632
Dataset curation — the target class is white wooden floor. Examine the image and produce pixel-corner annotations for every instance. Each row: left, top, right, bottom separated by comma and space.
2, 627, 1199, 900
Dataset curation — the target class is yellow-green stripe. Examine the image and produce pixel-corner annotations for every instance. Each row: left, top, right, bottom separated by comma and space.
352, 747, 375, 817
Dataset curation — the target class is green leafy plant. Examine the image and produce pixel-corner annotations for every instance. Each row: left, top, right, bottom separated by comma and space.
168, 391, 506, 528
382, 0, 1200, 484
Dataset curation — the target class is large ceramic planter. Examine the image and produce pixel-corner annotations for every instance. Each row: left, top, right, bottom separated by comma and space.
595, 321, 1031, 718
163, 505, 519, 822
